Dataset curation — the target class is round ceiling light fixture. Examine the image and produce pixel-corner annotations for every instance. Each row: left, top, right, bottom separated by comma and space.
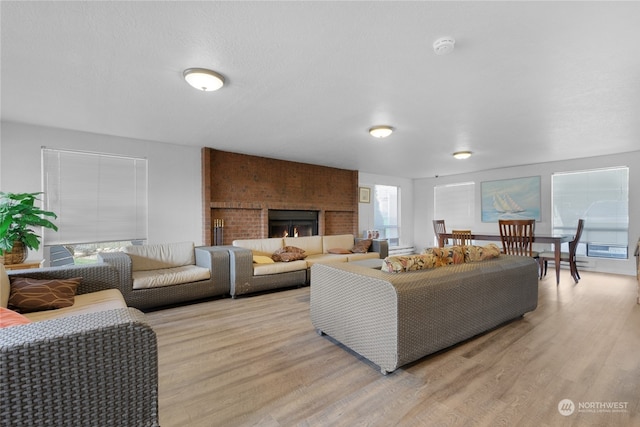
433, 37, 456, 55
369, 125, 394, 138
453, 151, 472, 160
183, 68, 225, 91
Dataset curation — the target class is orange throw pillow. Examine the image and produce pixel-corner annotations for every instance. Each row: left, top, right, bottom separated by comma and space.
8, 277, 81, 313
0, 306, 32, 328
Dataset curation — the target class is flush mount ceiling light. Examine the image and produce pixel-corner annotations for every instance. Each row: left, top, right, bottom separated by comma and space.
453, 151, 472, 160
433, 37, 456, 55
183, 68, 225, 91
369, 126, 394, 138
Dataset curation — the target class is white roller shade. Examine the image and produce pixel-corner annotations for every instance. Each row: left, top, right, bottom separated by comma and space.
42, 148, 148, 245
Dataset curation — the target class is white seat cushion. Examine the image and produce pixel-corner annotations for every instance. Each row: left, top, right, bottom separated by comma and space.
23, 289, 126, 322
253, 260, 307, 276
132, 265, 211, 289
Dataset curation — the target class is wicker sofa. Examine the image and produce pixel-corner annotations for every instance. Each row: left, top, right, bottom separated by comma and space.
0, 263, 158, 427
229, 234, 388, 298
310, 254, 539, 374
98, 241, 231, 309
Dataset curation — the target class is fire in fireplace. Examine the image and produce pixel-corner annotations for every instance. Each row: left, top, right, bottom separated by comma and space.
269, 210, 319, 238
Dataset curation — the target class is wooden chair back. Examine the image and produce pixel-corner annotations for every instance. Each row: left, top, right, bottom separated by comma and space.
498, 219, 536, 256
451, 229, 472, 247
568, 219, 585, 259
432, 219, 448, 246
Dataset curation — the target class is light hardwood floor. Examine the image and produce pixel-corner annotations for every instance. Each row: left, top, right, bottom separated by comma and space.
145, 270, 640, 427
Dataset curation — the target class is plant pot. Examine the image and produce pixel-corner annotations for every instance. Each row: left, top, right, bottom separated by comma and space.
1, 241, 28, 265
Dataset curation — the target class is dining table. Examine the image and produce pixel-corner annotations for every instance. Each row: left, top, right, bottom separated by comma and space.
438, 232, 572, 285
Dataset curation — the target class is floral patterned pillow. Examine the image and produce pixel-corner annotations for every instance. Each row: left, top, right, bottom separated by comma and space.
383, 254, 439, 273
464, 244, 501, 262
423, 246, 466, 265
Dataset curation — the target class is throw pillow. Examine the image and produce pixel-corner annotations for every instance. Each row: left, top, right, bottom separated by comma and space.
272, 246, 307, 262
0, 307, 32, 328
423, 246, 466, 265
352, 239, 372, 254
383, 254, 439, 273
8, 276, 81, 313
328, 248, 352, 254
253, 255, 275, 264
465, 244, 501, 262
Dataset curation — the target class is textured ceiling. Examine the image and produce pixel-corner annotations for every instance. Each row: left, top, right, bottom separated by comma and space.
2, 1, 640, 178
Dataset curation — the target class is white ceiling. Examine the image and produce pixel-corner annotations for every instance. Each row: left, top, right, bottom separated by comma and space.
2, 1, 640, 179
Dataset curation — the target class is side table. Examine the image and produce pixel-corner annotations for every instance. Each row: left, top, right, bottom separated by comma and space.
3, 261, 43, 271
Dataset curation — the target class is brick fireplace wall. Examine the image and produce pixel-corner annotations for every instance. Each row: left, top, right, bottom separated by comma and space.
202, 148, 358, 245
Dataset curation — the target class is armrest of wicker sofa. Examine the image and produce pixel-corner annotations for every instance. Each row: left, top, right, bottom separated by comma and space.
0, 307, 159, 427
6, 262, 125, 296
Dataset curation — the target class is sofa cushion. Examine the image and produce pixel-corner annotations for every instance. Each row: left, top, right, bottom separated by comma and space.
253, 260, 308, 276
8, 276, 81, 313
346, 252, 379, 262
327, 248, 352, 254
124, 241, 195, 271
0, 264, 9, 308
131, 265, 211, 290
305, 254, 349, 266
233, 238, 284, 257
284, 236, 323, 255
0, 306, 32, 328
23, 289, 126, 322
322, 235, 355, 254
352, 239, 373, 253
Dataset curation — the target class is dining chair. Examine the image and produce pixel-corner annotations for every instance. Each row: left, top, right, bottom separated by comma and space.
451, 229, 472, 247
498, 219, 538, 259
539, 219, 585, 283
433, 219, 448, 246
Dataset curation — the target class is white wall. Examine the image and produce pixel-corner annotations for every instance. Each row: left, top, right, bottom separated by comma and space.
358, 172, 414, 248
0, 121, 203, 261
413, 151, 640, 276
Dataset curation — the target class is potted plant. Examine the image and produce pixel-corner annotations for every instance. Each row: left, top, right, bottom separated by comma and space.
0, 192, 58, 265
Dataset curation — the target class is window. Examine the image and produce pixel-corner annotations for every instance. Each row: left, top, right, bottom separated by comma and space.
42, 148, 148, 263
551, 167, 628, 259
373, 185, 400, 246
434, 182, 475, 244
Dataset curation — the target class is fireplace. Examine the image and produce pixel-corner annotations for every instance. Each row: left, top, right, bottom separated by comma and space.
269, 210, 319, 238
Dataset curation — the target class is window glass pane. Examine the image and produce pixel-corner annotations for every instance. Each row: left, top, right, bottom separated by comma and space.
373, 185, 400, 246
552, 167, 628, 258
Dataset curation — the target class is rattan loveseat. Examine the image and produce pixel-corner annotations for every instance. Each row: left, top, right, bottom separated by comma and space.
1, 263, 159, 427
99, 242, 231, 309
310, 254, 539, 374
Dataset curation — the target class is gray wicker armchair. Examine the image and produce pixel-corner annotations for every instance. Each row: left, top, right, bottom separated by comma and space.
1, 264, 159, 427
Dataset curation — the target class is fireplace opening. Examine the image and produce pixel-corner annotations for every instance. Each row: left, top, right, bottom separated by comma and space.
269, 210, 318, 238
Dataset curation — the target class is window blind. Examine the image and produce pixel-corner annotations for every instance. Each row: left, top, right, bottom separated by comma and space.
42, 148, 148, 246
434, 182, 475, 230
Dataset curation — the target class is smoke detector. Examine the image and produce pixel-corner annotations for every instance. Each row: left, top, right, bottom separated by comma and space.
433, 37, 455, 55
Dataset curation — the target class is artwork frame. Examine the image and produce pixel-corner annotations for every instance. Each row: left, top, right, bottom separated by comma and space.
481, 176, 541, 222
359, 187, 371, 203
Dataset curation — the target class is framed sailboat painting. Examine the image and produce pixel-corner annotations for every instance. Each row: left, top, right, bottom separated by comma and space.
481, 176, 541, 222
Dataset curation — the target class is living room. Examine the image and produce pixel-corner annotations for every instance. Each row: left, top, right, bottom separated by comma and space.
2, 2, 639, 426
